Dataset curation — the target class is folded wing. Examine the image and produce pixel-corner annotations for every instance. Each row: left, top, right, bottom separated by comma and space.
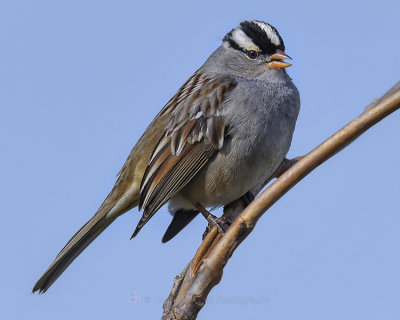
132, 73, 237, 237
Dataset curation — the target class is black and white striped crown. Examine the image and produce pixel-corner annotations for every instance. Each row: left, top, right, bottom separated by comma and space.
223, 20, 285, 55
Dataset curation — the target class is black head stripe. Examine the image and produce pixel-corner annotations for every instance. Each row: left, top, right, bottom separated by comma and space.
240, 21, 285, 54
223, 20, 285, 55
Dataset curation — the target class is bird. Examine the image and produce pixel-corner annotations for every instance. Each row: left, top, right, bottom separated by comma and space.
33, 20, 300, 293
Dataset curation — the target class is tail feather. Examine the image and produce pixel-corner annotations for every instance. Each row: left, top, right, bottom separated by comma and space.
33, 194, 139, 293
32, 214, 114, 294
162, 209, 199, 243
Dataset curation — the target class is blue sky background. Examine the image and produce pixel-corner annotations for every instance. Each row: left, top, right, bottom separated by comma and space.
1, 1, 399, 319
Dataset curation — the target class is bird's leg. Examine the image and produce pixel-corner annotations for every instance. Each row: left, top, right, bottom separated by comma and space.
195, 203, 228, 236
227, 191, 254, 219
200, 192, 255, 239
194, 192, 255, 273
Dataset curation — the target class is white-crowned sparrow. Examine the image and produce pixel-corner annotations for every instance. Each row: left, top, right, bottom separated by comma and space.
33, 20, 300, 293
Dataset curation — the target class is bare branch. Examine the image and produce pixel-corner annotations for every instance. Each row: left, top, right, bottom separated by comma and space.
162, 81, 400, 320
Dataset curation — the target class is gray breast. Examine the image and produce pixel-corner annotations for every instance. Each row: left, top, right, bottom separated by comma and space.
179, 75, 300, 208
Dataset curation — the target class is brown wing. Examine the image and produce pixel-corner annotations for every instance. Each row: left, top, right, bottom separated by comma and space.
131, 74, 237, 238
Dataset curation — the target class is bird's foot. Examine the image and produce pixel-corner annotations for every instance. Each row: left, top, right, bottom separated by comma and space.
195, 203, 229, 237
201, 216, 231, 240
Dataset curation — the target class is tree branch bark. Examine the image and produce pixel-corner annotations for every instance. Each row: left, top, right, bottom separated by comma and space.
162, 81, 400, 320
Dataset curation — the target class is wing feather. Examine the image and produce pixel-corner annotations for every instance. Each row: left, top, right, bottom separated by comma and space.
132, 73, 237, 238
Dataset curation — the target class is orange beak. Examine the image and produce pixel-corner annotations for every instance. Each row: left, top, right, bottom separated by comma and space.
267, 49, 292, 69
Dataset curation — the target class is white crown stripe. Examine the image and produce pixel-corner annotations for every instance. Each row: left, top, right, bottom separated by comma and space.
252, 21, 281, 46
231, 28, 260, 51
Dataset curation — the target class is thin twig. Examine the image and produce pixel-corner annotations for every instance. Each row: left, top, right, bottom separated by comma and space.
162, 81, 400, 320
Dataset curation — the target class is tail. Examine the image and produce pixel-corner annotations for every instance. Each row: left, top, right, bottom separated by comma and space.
161, 209, 199, 243
32, 210, 114, 293
32, 193, 139, 294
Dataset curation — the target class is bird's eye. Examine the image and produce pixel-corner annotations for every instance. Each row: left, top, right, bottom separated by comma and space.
246, 50, 258, 59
